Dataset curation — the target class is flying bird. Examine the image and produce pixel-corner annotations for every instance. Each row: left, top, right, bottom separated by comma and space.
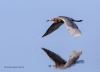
41, 48, 84, 69
42, 16, 83, 37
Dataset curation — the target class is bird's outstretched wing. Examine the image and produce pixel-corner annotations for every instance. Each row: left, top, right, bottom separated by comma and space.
65, 50, 82, 67
42, 21, 64, 37
58, 16, 82, 37
42, 48, 66, 65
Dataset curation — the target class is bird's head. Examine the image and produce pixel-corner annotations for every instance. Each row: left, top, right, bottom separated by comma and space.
46, 18, 58, 22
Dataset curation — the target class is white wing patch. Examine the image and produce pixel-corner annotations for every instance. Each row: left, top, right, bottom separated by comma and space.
67, 50, 82, 63
59, 16, 82, 37
67, 26, 81, 37
69, 50, 82, 58
63, 50, 82, 68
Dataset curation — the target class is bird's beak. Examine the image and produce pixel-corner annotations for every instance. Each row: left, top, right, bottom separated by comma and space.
48, 65, 51, 67
46, 20, 50, 22
46, 19, 53, 22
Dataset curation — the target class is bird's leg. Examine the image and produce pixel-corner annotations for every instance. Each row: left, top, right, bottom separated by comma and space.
72, 19, 83, 22
76, 60, 84, 64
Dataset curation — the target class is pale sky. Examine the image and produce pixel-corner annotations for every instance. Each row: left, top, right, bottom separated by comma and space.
0, 0, 100, 72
